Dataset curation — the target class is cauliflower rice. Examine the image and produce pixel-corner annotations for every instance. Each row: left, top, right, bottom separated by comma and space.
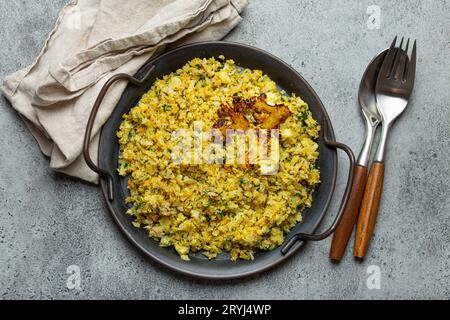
117, 56, 320, 261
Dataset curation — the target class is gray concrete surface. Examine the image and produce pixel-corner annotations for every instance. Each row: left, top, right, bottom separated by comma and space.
0, 0, 449, 300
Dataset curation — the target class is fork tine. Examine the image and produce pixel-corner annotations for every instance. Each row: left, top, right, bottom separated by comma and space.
389, 37, 404, 78
380, 36, 398, 78
405, 40, 417, 87
404, 38, 410, 54
396, 38, 410, 80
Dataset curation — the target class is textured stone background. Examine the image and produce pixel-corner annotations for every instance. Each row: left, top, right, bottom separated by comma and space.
0, 0, 449, 299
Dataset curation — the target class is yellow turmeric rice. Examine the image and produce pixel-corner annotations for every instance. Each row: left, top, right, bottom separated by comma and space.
117, 56, 320, 261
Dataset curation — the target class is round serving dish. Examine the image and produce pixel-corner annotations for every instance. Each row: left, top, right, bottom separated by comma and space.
83, 41, 354, 280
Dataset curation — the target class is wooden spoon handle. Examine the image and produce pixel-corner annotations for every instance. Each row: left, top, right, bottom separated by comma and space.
354, 161, 385, 258
329, 165, 368, 261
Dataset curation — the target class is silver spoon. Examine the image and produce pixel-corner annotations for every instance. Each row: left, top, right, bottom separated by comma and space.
329, 49, 386, 261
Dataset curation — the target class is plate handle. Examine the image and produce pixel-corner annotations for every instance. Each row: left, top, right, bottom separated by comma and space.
83, 64, 156, 201
281, 118, 355, 255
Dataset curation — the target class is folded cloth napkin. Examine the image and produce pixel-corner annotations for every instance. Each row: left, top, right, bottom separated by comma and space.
2, 0, 248, 183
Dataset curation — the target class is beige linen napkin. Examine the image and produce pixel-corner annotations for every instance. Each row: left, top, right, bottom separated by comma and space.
2, 0, 247, 183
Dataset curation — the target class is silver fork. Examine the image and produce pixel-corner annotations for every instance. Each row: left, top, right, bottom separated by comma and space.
354, 37, 417, 258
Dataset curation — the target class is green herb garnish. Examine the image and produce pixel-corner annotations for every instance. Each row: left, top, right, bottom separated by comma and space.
297, 111, 309, 125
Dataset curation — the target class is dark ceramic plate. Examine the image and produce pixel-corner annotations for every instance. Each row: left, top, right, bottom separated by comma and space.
85, 41, 354, 280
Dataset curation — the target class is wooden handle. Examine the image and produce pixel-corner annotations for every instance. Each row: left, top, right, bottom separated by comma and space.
354, 161, 385, 258
329, 165, 368, 261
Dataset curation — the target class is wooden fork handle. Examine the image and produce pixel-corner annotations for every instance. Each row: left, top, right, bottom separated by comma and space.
329, 165, 368, 261
354, 161, 385, 258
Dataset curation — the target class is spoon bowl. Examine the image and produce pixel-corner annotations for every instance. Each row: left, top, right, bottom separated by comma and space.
357, 49, 387, 166
358, 50, 387, 123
